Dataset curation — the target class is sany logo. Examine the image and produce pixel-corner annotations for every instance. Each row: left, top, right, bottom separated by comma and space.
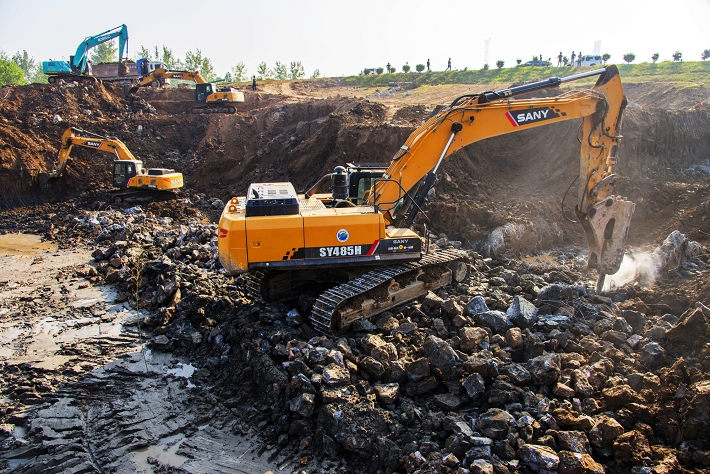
85, 141, 102, 148
506, 107, 562, 127
170, 74, 184, 79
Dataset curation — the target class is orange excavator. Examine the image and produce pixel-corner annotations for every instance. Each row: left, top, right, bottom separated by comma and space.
128, 66, 245, 114
40, 127, 184, 203
218, 66, 634, 334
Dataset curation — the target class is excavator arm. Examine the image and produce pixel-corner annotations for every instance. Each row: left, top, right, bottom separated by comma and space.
53, 127, 139, 177
128, 68, 207, 94
72, 24, 129, 74
368, 66, 632, 291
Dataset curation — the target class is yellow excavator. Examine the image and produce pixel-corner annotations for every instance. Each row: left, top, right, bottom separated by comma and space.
128, 67, 245, 114
41, 127, 184, 203
218, 66, 634, 334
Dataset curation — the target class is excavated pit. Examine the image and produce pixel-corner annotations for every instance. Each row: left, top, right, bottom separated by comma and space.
1, 77, 710, 473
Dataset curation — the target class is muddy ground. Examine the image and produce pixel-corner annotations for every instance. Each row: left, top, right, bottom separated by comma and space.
0, 76, 709, 473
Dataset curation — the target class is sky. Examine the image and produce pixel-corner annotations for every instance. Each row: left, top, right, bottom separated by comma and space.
1, 0, 709, 79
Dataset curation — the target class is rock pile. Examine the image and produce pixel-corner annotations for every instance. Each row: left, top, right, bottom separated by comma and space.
28, 206, 710, 473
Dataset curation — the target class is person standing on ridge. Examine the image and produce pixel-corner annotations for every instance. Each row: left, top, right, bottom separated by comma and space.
577, 53, 582, 67
446, 58, 451, 70
252, 75, 257, 91
386, 62, 391, 73
571, 51, 576, 66
427, 59, 430, 72
557, 52, 563, 66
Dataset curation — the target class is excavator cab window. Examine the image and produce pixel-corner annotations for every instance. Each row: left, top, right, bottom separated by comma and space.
349, 172, 382, 204
195, 84, 213, 103
112, 161, 140, 188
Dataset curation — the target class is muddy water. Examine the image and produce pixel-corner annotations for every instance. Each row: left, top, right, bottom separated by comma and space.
0, 241, 279, 473
0, 234, 56, 257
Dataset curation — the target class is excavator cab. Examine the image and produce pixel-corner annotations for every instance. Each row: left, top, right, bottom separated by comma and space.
346, 163, 388, 204
195, 83, 214, 103
112, 160, 144, 188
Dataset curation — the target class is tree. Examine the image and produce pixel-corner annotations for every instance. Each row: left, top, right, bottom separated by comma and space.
602, 53, 611, 64
415, 63, 425, 73
223, 71, 232, 82
185, 49, 215, 81
161, 46, 183, 69
257, 61, 271, 80
389, 67, 396, 73
274, 61, 288, 80
516, 58, 522, 65
0, 51, 27, 86
651, 53, 659, 63
702, 49, 710, 61
289, 61, 305, 80
672, 51, 683, 62
135, 45, 153, 61
11, 50, 36, 82
496, 60, 504, 69
90, 41, 117, 64
376, 67, 384, 74
311, 69, 320, 79
622, 53, 636, 64
231, 61, 247, 82
402, 63, 410, 73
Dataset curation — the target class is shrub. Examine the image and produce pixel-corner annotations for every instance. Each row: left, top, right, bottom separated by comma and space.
483, 64, 489, 70
702, 49, 710, 61
602, 53, 611, 64
516, 58, 522, 65
402, 63, 411, 73
651, 53, 659, 63
496, 60, 504, 69
376, 67, 384, 75
622, 53, 636, 64
415, 63, 425, 73
672, 51, 683, 62
363, 68, 371, 75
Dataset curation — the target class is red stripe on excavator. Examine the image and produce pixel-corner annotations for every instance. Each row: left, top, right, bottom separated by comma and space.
218, 228, 228, 238
505, 111, 519, 127
367, 240, 380, 255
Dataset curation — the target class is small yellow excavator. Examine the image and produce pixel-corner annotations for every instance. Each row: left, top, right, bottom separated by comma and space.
41, 127, 184, 203
218, 66, 635, 334
128, 66, 245, 114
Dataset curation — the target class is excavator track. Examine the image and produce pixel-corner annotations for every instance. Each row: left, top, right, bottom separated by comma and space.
309, 248, 468, 335
191, 105, 237, 115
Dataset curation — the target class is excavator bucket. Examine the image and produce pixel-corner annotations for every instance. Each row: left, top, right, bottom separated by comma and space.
582, 197, 636, 293
118, 61, 129, 77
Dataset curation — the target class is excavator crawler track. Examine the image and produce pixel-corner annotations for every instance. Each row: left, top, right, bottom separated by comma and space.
191, 105, 237, 115
309, 248, 468, 335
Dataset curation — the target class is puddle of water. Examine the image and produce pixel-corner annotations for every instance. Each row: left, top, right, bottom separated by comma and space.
0, 234, 57, 256
129, 433, 188, 472
168, 363, 196, 388
6, 459, 32, 469
521, 254, 557, 266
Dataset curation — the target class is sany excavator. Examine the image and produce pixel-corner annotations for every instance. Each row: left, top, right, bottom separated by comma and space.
42, 25, 130, 83
41, 128, 184, 203
127, 65, 245, 114
218, 66, 635, 334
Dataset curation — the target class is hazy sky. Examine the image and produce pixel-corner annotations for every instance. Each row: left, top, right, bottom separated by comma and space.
1, 0, 709, 79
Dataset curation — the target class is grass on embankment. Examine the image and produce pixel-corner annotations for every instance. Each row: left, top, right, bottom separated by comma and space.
344, 61, 710, 89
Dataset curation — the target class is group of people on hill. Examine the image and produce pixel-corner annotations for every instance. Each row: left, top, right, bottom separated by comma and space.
558, 51, 584, 67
